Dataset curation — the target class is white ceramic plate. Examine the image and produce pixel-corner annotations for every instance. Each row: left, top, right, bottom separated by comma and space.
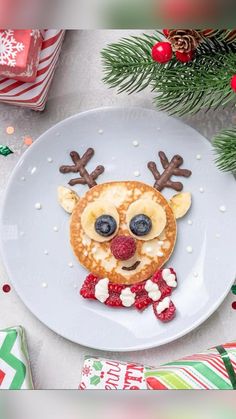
1, 107, 236, 351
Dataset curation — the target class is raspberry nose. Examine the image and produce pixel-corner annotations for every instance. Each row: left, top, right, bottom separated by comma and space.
110, 235, 136, 261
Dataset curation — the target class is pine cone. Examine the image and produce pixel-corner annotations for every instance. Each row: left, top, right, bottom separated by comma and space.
167, 30, 202, 53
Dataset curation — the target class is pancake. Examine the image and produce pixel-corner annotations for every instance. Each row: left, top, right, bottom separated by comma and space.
70, 181, 177, 285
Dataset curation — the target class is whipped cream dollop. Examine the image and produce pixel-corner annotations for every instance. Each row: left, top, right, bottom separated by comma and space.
120, 287, 136, 307
145, 279, 161, 301
162, 269, 177, 287
155, 297, 170, 314
95, 278, 109, 303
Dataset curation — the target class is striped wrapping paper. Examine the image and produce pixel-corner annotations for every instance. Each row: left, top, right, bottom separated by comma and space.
145, 343, 236, 390
80, 342, 236, 390
0, 29, 65, 111
0, 326, 33, 389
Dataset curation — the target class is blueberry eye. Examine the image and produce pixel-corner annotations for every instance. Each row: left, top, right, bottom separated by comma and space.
95, 215, 117, 237
130, 214, 152, 237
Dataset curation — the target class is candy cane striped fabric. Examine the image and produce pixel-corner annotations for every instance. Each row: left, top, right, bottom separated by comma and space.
145, 343, 236, 390
0, 30, 65, 111
0, 326, 33, 389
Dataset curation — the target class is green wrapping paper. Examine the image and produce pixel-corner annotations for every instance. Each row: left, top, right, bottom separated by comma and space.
0, 326, 33, 389
0, 145, 13, 157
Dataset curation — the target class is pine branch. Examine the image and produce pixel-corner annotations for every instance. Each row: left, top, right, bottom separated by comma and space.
101, 32, 163, 94
200, 29, 236, 44
153, 49, 236, 115
101, 31, 236, 115
213, 128, 236, 172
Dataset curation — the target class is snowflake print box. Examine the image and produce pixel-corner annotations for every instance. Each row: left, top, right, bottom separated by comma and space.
0, 30, 43, 82
58, 148, 192, 323
0, 29, 65, 111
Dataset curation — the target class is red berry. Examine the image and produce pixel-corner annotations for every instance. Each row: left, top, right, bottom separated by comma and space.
151, 270, 161, 284
130, 282, 145, 293
110, 235, 136, 261
107, 282, 125, 307
108, 283, 125, 293
175, 51, 194, 63
231, 75, 236, 92
153, 299, 176, 322
152, 270, 172, 297
80, 273, 99, 299
159, 283, 172, 298
151, 42, 172, 64
2, 284, 11, 293
163, 29, 169, 37
232, 301, 236, 310
135, 291, 152, 311
105, 293, 123, 307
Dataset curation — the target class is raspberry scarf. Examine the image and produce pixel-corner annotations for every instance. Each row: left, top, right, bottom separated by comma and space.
80, 268, 177, 322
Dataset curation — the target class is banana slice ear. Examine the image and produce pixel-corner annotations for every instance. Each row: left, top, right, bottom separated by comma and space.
57, 186, 80, 214
169, 192, 192, 219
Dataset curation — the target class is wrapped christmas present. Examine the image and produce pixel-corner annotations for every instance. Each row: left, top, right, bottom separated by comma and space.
0, 29, 65, 111
80, 357, 147, 390
0, 326, 33, 389
145, 342, 236, 390
0, 30, 44, 82
80, 342, 236, 390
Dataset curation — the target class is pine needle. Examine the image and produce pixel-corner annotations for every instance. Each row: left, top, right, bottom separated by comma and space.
213, 129, 236, 172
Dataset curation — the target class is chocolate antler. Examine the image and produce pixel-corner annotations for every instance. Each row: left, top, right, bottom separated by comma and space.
148, 151, 192, 192
59, 148, 104, 188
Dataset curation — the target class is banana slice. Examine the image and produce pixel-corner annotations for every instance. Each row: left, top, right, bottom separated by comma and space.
57, 186, 80, 214
169, 192, 192, 219
81, 199, 119, 243
126, 198, 167, 241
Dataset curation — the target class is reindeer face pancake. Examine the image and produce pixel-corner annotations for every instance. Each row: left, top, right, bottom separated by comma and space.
70, 181, 177, 285
58, 147, 192, 321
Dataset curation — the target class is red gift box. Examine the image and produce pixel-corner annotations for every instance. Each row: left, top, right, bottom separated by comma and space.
0, 29, 44, 82
0, 30, 65, 111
